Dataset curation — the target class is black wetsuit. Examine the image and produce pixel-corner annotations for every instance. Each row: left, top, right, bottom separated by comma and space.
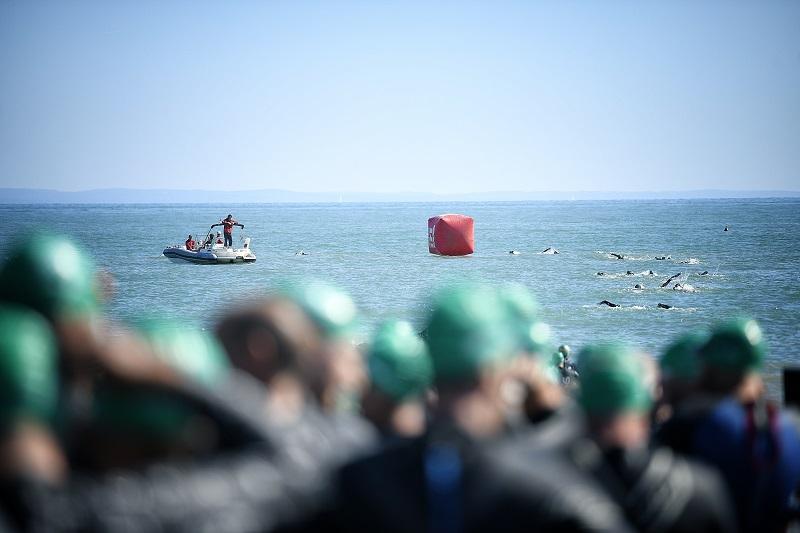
329, 423, 633, 532
14, 373, 376, 533
564, 439, 736, 533
521, 400, 585, 450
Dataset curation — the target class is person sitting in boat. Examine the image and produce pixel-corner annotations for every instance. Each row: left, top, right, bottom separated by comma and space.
185, 235, 195, 251
215, 232, 223, 245
211, 215, 244, 248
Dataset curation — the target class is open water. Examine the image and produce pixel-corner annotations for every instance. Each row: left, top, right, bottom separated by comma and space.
1, 199, 798, 398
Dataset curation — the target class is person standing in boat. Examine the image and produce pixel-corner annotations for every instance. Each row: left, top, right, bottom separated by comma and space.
211, 214, 244, 248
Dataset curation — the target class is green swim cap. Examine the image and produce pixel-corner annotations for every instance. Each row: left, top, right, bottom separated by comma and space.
661, 330, 708, 380
498, 283, 541, 321
278, 279, 358, 339
137, 319, 229, 387
368, 320, 432, 401
558, 345, 571, 357
699, 318, 766, 372
93, 320, 229, 438
0, 233, 98, 320
578, 343, 651, 416
497, 284, 551, 355
425, 283, 516, 383
0, 305, 58, 433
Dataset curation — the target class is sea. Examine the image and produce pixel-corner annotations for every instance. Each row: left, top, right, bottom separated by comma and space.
1, 199, 798, 400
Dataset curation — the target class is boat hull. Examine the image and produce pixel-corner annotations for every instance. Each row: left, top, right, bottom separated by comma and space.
163, 247, 256, 264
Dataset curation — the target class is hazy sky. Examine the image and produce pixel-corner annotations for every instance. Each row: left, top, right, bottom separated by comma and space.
1, 1, 798, 194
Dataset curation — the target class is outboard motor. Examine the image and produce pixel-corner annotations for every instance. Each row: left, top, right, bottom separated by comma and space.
243, 237, 250, 249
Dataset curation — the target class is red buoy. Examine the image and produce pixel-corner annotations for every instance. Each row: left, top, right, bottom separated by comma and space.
428, 214, 474, 256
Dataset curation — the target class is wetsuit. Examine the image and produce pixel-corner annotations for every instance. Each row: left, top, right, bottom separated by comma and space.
18, 373, 376, 532
564, 439, 736, 533
657, 396, 800, 532
329, 423, 633, 532
520, 399, 585, 450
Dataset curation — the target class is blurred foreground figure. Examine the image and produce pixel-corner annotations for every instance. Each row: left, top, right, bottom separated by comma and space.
0, 233, 105, 380
19, 317, 296, 532
497, 284, 582, 449
277, 279, 368, 414
0, 305, 64, 530
332, 283, 632, 532
656, 319, 800, 532
361, 320, 432, 438
568, 344, 735, 533
655, 330, 708, 425
71, 319, 233, 472
215, 281, 377, 528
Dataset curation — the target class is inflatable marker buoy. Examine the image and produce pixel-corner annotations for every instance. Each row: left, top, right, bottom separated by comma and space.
428, 214, 474, 256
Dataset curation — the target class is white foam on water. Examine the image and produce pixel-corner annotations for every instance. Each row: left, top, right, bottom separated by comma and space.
672, 283, 697, 292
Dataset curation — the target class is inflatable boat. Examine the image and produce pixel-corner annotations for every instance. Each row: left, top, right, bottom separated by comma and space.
163, 231, 256, 264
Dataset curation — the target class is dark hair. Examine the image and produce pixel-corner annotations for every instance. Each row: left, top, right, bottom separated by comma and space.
226, 214, 232, 219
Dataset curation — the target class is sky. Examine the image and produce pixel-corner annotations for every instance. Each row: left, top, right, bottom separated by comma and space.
1, 0, 798, 195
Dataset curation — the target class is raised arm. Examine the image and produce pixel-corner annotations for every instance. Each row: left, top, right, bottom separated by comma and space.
210, 223, 222, 229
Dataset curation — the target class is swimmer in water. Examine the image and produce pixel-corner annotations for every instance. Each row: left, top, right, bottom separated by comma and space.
660, 273, 682, 288
658, 303, 672, 309
610, 253, 624, 260
598, 300, 620, 308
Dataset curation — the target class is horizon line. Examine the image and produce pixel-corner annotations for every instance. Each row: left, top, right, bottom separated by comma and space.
3, 186, 800, 194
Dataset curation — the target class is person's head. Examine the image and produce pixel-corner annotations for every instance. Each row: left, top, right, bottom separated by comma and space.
362, 320, 432, 435
216, 296, 323, 419
497, 283, 550, 357
187, 235, 192, 240
424, 283, 519, 437
79, 319, 229, 471
558, 344, 571, 359
276, 279, 365, 414
0, 304, 65, 483
660, 330, 708, 404
216, 231, 221, 237
226, 214, 233, 220
496, 283, 563, 417
578, 343, 652, 449
698, 318, 766, 401
0, 232, 103, 373
0, 232, 99, 323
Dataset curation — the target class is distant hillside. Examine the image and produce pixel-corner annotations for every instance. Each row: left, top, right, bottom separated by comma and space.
1, 187, 799, 204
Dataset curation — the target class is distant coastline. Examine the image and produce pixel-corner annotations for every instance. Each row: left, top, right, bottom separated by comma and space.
1, 187, 799, 204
